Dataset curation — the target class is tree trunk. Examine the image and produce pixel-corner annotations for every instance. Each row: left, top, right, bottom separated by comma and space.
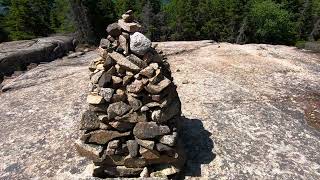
69, 0, 96, 44
309, 18, 320, 41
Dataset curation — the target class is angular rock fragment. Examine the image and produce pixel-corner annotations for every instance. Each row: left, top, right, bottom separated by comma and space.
150, 164, 179, 177
94, 166, 143, 177
107, 102, 131, 119
115, 112, 147, 123
87, 94, 105, 105
109, 52, 141, 72
80, 110, 100, 130
88, 130, 130, 144
119, 35, 129, 55
135, 138, 155, 150
127, 80, 144, 93
160, 132, 178, 147
109, 121, 135, 132
145, 77, 171, 94
139, 147, 160, 160
107, 23, 122, 37
98, 72, 112, 87
75, 140, 103, 162
133, 122, 170, 139
124, 156, 147, 168
118, 19, 142, 33
140, 66, 155, 78
91, 71, 103, 84
127, 95, 142, 111
127, 140, 139, 158
126, 54, 148, 69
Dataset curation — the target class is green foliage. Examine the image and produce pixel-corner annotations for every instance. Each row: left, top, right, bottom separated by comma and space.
50, 0, 75, 33
247, 0, 296, 44
5, 0, 53, 40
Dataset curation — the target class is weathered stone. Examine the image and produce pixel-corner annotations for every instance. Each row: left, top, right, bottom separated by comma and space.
122, 14, 134, 23
151, 99, 181, 123
109, 121, 135, 132
106, 23, 122, 37
140, 167, 149, 178
87, 94, 105, 105
149, 69, 163, 84
112, 76, 123, 85
91, 70, 103, 84
160, 132, 178, 147
103, 56, 116, 70
108, 140, 120, 149
127, 80, 144, 93
100, 122, 112, 130
111, 89, 127, 102
99, 38, 111, 49
106, 66, 116, 75
130, 32, 152, 56
75, 140, 103, 162
135, 138, 155, 150
105, 140, 120, 155
118, 19, 142, 33
88, 130, 130, 144
99, 88, 114, 102
94, 166, 143, 177
114, 143, 129, 155
98, 72, 112, 87
119, 35, 129, 55
146, 102, 162, 108
96, 64, 104, 70
80, 110, 100, 130
143, 51, 163, 64
150, 164, 179, 177
139, 147, 160, 160
107, 35, 115, 42
140, 106, 149, 112
127, 140, 139, 158
145, 77, 171, 94
107, 102, 131, 119
115, 64, 126, 74
123, 75, 133, 85
126, 54, 148, 69
152, 95, 161, 102
133, 122, 170, 139
97, 47, 108, 58
140, 66, 155, 78
127, 95, 142, 111
156, 143, 175, 156
94, 155, 126, 166
124, 156, 147, 168
115, 112, 147, 123
109, 52, 141, 72
89, 61, 97, 72
89, 104, 108, 113
80, 132, 90, 142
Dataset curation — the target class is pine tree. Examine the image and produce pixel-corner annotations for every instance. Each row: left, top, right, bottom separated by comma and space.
5, 0, 53, 40
50, 0, 75, 33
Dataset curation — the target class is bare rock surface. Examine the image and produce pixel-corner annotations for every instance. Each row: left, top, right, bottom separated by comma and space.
1, 41, 320, 179
0, 36, 76, 76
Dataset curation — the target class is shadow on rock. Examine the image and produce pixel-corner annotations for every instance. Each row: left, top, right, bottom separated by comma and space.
177, 116, 215, 178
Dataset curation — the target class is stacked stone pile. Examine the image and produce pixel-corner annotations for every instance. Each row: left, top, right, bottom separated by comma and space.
75, 10, 185, 179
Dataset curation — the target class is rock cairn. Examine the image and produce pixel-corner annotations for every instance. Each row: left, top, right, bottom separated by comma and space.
76, 10, 185, 179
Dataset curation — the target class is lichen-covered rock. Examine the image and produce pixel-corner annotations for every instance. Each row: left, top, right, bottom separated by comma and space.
80, 110, 100, 130
130, 32, 152, 56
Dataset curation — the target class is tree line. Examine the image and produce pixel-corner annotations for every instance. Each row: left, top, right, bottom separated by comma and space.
0, 0, 319, 46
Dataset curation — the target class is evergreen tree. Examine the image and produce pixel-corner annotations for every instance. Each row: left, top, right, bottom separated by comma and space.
5, 0, 53, 40
50, 0, 75, 33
